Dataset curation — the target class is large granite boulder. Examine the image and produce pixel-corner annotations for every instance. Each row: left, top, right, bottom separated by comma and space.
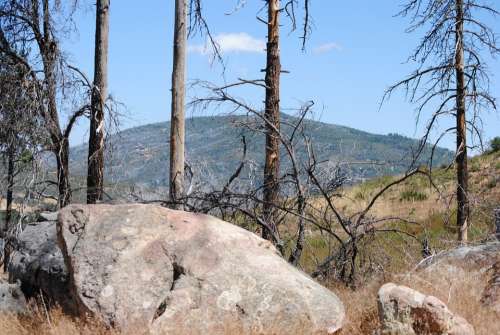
0, 279, 28, 314
378, 283, 474, 335
7, 220, 74, 311
57, 204, 345, 334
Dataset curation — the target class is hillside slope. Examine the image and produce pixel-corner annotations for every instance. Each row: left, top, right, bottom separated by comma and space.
69, 114, 453, 187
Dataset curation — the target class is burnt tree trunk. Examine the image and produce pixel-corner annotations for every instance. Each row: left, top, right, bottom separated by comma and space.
87, 0, 110, 204
4, 145, 14, 235
169, 0, 187, 209
262, 0, 281, 241
56, 140, 71, 208
455, 0, 469, 242
2, 145, 14, 271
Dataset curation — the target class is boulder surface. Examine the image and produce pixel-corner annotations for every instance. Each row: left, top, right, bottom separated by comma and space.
57, 204, 345, 334
0, 279, 28, 314
7, 220, 74, 311
420, 242, 500, 272
378, 283, 474, 335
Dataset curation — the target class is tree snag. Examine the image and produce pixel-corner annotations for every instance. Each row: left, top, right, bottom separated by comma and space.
87, 0, 110, 204
454, 0, 469, 242
262, 0, 281, 241
169, 0, 187, 209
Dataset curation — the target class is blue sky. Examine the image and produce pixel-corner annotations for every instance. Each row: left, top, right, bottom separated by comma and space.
66, 1, 500, 151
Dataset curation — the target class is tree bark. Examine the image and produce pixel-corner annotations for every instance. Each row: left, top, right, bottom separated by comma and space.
289, 193, 305, 266
262, 0, 281, 241
455, 0, 469, 242
2, 145, 14, 271
56, 140, 71, 208
39, 0, 72, 208
169, 0, 187, 209
4, 145, 14, 236
87, 0, 110, 204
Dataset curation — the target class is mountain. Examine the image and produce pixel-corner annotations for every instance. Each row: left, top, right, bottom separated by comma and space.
69, 114, 454, 188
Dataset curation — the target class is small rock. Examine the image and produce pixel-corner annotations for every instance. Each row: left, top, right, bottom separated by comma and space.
377, 283, 474, 335
0, 280, 28, 314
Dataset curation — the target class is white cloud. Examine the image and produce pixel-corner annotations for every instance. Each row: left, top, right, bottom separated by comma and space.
313, 42, 342, 54
188, 44, 208, 54
189, 32, 265, 56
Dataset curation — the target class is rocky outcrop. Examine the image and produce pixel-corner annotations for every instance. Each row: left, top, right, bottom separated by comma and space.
0, 279, 28, 314
378, 283, 474, 335
57, 204, 345, 335
7, 220, 74, 311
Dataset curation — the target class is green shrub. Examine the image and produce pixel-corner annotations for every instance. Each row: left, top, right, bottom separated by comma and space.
399, 189, 428, 202
490, 137, 500, 153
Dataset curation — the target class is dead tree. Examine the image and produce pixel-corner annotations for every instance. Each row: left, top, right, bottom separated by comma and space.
4, 146, 14, 229
0, 59, 40, 230
383, 0, 499, 242
454, 0, 468, 242
188, 77, 432, 284
169, 0, 188, 209
259, 0, 312, 241
0, 59, 45, 270
262, 0, 282, 240
167, 0, 222, 209
0, 1, 89, 208
87, 0, 110, 204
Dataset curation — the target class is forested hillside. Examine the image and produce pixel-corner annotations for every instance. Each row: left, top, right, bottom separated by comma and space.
69, 114, 453, 188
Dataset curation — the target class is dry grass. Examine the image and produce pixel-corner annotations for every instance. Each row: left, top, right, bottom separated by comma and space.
396, 272, 499, 334
333, 263, 500, 335
0, 308, 314, 335
334, 281, 382, 335
312, 151, 500, 228
0, 307, 116, 335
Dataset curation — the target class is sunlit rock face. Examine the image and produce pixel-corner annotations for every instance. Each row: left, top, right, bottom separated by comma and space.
58, 204, 345, 335
378, 283, 474, 335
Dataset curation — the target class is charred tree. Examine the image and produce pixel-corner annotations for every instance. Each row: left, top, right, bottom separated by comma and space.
87, 0, 110, 204
262, 0, 282, 241
454, 0, 469, 242
4, 145, 14, 233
